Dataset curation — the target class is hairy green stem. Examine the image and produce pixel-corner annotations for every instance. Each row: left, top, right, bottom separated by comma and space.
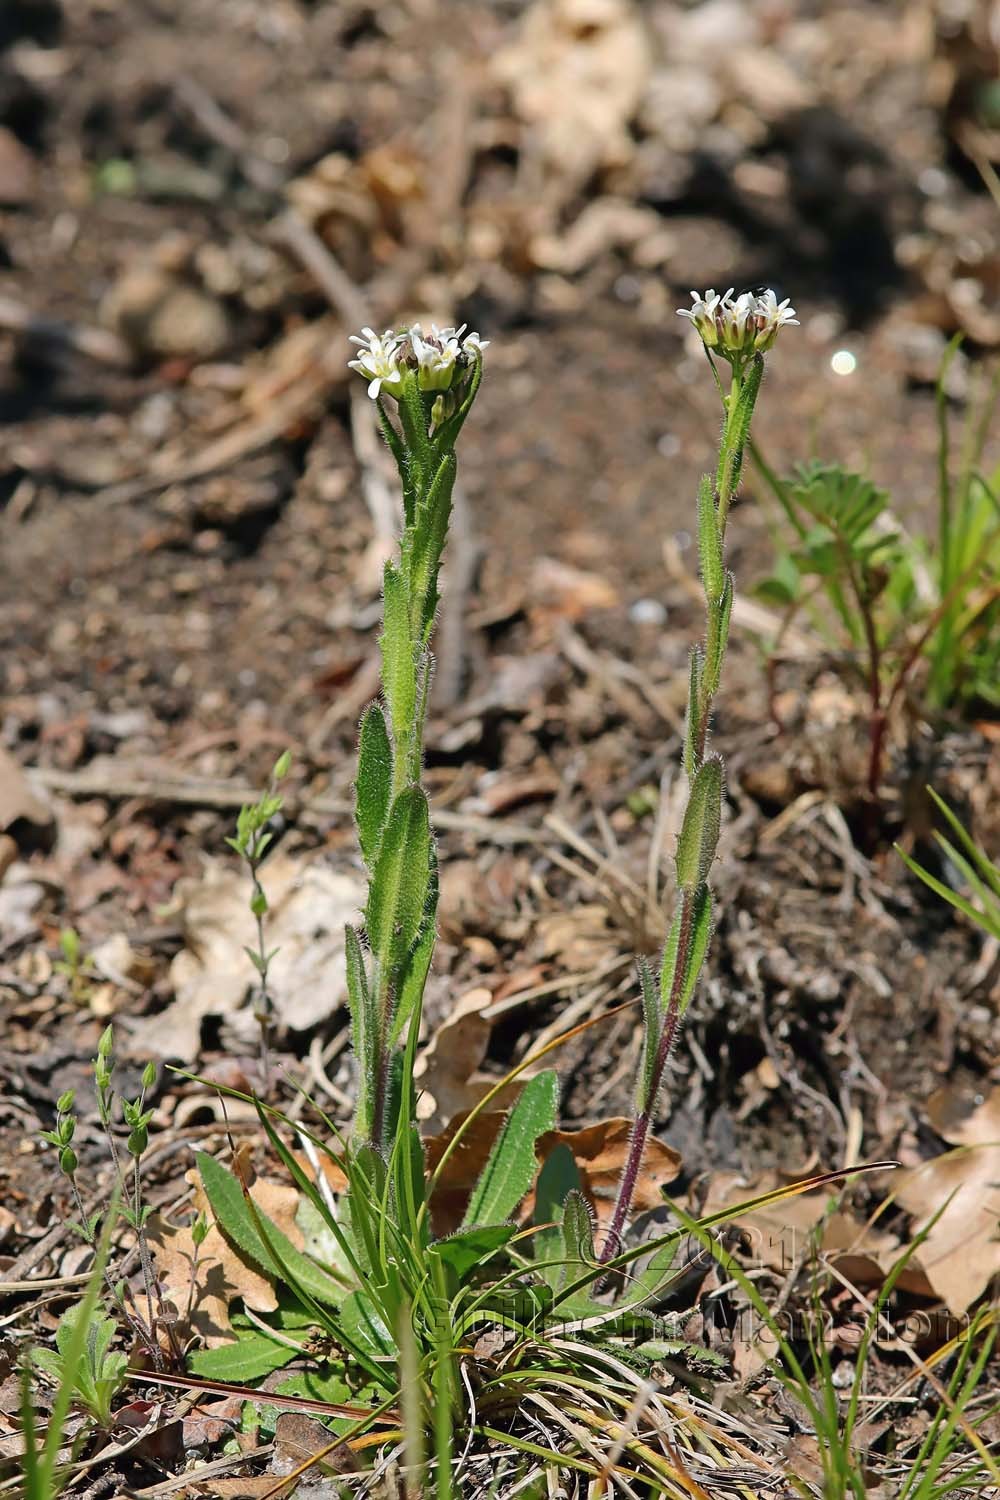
601, 353, 765, 1258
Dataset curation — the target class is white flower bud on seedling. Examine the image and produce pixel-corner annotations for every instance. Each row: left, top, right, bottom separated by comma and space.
57, 1089, 75, 1114
141, 1060, 156, 1090
191, 1211, 210, 1247
272, 749, 291, 781
98, 1024, 114, 1058
59, 1145, 78, 1177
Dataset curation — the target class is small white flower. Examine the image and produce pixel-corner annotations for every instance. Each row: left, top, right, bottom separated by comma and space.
409, 323, 462, 392
347, 327, 406, 400
751, 289, 798, 351
721, 291, 754, 349
676, 288, 731, 347
676, 286, 797, 357
462, 329, 489, 357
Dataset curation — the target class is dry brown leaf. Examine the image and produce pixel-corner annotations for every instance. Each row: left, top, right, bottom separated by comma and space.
534, 1119, 681, 1228
137, 854, 366, 1061
702, 1170, 907, 1290
0, 748, 53, 837
535, 905, 619, 972
148, 1149, 307, 1346
494, 0, 650, 196
273, 1411, 359, 1477
422, 1109, 680, 1235
414, 987, 528, 1130
529, 556, 619, 621
894, 1088, 1000, 1316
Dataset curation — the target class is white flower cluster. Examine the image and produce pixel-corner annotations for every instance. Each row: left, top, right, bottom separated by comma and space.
677, 287, 797, 356
348, 323, 489, 402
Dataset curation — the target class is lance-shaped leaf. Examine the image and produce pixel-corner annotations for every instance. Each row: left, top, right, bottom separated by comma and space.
719, 353, 764, 493
375, 399, 411, 517
697, 473, 724, 603
188, 1332, 298, 1383
463, 1070, 559, 1228
561, 1189, 597, 1272
675, 756, 723, 893
345, 924, 374, 1136
431, 1224, 518, 1283
637, 956, 661, 1108
702, 573, 734, 698
409, 452, 456, 644
365, 787, 433, 981
380, 563, 416, 750
683, 647, 704, 777
356, 703, 393, 868
395, 376, 433, 493
196, 1152, 345, 1308
435, 352, 484, 452
389, 898, 437, 1046
660, 886, 713, 1016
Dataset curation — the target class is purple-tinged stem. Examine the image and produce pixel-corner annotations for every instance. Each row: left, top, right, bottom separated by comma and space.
598, 891, 694, 1263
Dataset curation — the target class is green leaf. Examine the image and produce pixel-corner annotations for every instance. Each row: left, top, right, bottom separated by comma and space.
702, 574, 733, 698
380, 562, 416, 748
431, 1224, 518, 1282
560, 1189, 597, 1294
340, 1291, 396, 1359
930, 787, 1000, 899
721, 352, 764, 490
462, 1070, 559, 1228
534, 1144, 581, 1228
409, 452, 457, 643
660, 886, 712, 1017
532, 1144, 581, 1290
683, 647, 703, 778
675, 756, 723, 892
345, 924, 372, 1107
188, 1333, 299, 1382
754, 558, 801, 607
196, 1152, 345, 1308
637, 956, 661, 1107
697, 473, 723, 602
356, 703, 393, 868
365, 788, 432, 980
614, 1236, 681, 1314
897, 844, 1000, 940
388, 888, 437, 1046
634, 1338, 727, 1371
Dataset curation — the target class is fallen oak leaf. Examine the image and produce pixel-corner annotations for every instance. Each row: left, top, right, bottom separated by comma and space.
422, 1111, 681, 1235
893, 1087, 1000, 1316
148, 1146, 309, 1346
414, 986, 533, 1130
533, 1119, 681, 1229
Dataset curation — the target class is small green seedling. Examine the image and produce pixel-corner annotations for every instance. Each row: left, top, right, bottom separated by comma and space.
227, 749, 291, 1074
31, 1308, 128, 1430
53, 927, 96, 1005
754, 345, 1000, 797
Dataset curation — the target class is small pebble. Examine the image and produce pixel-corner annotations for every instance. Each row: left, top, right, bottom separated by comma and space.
630, 597, 668, 626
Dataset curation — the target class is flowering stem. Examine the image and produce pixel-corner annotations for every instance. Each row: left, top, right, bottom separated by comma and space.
347, 323, 486, 1150
602, 326, 778, 1260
